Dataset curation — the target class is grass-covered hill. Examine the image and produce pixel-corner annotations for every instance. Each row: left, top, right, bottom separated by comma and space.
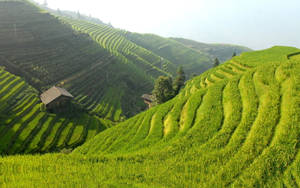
1, 46, 300, 187
172, 37, 252, 62
0, 67, 111, 155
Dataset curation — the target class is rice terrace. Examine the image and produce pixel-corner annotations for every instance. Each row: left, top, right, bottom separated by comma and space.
0, 0, 300, 187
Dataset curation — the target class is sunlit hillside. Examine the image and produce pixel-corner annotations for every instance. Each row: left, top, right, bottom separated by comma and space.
1, 47, 300, 187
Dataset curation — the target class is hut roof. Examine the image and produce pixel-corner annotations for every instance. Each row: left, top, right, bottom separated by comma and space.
141, 94, 154, 102
40, 86, 73, 105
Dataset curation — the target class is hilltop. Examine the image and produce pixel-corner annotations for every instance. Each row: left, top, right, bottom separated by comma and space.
1, 46, 300, 187
172, 37, 252, 62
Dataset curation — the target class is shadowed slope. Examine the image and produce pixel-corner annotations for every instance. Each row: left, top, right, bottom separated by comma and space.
0, 67, 111, 155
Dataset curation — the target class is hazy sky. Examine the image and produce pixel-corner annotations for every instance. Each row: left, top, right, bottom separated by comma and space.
35, 0, 300, 50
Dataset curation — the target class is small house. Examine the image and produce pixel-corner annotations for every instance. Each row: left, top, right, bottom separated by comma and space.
141, 94, 154, 109
40, 86, 73, 111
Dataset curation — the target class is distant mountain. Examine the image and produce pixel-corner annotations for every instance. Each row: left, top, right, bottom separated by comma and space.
172, 37, 252, 62
121, 33, 212, 76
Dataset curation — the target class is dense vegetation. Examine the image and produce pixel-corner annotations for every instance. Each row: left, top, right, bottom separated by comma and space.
0, 67, 111, 155
1, 46, 300, 187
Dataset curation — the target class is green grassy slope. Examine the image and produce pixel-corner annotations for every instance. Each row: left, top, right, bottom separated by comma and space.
1, 46, 300, 187
74, 46, 300, 186
0, 67, 111, 155
172, 37, 252, 62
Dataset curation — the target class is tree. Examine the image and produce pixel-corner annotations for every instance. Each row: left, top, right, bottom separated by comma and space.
152, 76, 174, 104
191, 73, 197, 78
232, 51, 237, 57
173, 66, 186, 94
214, 58, 220, 67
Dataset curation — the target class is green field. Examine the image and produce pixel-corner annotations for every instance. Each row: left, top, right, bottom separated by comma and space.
1, 46, 300, 187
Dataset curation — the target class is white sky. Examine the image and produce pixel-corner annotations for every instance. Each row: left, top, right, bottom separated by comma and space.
34, 0, 300, 50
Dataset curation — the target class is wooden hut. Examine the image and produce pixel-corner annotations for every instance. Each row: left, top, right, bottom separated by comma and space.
40, 86, 73, 111
141, 94, 154, 109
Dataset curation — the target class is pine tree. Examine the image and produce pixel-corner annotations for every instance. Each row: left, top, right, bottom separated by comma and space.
173, 66, 186, 94
232, 51, 237, 57
152, 76, 174, 104
214, 58, 220, 67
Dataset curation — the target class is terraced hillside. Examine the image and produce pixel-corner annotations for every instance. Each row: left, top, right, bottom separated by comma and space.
172, 37, 252, 62
0, 67, 111, 155
0, 0, 157, 121
58, 16, 250, 77
122, 33, 252, 74
73, 46, 300, 186
60, 17, 178, 77
122, 33, 212, 76
1, 46, 300, 187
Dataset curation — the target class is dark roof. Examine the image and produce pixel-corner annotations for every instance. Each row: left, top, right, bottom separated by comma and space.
141, 94, 154, 102
40, 86, 73, 105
